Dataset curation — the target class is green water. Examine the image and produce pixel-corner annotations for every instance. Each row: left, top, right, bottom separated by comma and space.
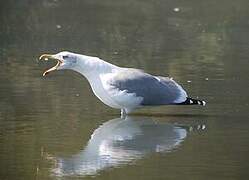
0, 0, 249, 179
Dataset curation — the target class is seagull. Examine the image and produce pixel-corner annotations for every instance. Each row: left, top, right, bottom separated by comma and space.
39, 51, 206, 116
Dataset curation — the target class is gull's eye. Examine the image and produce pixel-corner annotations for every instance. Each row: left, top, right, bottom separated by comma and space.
63, 55, 69, 59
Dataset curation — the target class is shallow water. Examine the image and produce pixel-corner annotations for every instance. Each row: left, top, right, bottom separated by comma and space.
0, 0, 249, 179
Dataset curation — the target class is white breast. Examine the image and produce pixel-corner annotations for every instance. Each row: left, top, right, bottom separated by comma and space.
87, 74, 122, 109
100, 72, 143, 111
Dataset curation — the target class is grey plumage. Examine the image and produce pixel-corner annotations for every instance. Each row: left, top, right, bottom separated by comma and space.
108, 69, 187, 105
40, 51, 206, 115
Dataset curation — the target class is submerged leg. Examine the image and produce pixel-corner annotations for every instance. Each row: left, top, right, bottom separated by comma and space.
120, 109, 126, 118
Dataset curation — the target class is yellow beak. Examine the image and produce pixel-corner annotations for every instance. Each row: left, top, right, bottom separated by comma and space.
39, 54, 55, 61
39, 54, 62, 76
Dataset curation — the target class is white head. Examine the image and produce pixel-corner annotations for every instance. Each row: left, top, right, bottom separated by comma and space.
39, 51, 118, 77
39, 51, 79, 76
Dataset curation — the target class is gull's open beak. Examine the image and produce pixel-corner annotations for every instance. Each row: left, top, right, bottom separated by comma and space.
39, 54, 62, 76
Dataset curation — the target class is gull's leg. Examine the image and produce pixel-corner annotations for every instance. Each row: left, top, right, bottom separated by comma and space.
120, 109, 126, 119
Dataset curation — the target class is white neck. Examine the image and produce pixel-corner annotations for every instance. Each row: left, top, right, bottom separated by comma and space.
71, 55, 120, 79
69, 54, 123, 109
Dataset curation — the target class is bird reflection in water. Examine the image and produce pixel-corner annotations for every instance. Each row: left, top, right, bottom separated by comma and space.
50, 116, 205, 177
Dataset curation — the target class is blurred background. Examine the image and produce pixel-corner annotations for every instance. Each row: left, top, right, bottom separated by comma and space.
0, 0, 249, 179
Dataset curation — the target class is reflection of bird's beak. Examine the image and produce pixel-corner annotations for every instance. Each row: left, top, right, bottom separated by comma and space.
39, 54, 62, 76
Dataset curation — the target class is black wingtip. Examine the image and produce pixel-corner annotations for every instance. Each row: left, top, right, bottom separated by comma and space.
178, 97, 206, 106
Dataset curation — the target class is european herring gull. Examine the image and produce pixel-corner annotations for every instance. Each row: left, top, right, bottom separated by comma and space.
39, 51, 206, 116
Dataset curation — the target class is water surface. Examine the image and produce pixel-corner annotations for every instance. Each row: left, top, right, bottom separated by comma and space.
0, 0, 249, 179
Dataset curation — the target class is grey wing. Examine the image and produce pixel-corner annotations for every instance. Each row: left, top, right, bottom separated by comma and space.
109, 69, 187, 105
